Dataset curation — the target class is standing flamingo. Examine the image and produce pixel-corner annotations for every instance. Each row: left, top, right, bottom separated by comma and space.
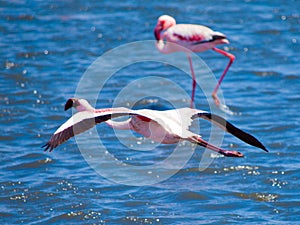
154, 15, 235, 108
42, 98, 268, 158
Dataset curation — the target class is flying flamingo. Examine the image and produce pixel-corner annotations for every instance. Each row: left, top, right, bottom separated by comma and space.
154, 15, 235, 108
42, 98, 268, 158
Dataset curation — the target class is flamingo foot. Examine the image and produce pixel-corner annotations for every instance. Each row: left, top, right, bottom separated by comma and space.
222, 150, 244, 157
212, 93, 220, 107
219, 103, 235, 116
212, 93, 235, 115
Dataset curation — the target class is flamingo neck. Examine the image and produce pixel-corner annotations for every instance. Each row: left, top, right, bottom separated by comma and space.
155, 39, 163, 49
155, 40, 170, 53
95, 108, 113, 113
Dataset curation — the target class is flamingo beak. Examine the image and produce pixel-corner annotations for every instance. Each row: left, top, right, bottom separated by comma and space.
154, 25, 162, 41
64, 98, 76, 111
212, 33, 230, 44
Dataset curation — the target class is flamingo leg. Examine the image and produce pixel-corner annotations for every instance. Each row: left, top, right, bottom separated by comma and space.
190, 136, 243, 157
211, 47, 235, 106
187, 54, 196, 108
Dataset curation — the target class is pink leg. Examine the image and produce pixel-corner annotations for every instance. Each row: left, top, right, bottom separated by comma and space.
212, 47, 235, 106
190, 136, 243, 157
187, 54, 196, 108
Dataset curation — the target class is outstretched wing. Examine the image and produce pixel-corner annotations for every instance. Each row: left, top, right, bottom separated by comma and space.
192, 111, 268, 152
42, 108, 133, 152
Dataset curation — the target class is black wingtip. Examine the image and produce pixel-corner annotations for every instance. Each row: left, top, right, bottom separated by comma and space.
198, 113, 269, 153
64, 98, 75, 111
42, 142, 54, 152
262, 146, 269, 152
248, 138, 269, 153
42, 143, 48, 151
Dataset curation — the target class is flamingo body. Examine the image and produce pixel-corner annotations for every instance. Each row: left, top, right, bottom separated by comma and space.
156, 23, 229, 53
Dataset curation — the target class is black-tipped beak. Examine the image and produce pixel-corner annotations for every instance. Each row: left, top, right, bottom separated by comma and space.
64, 98, 76, 111
154, 25, 162, 41
212, 34, 227, 41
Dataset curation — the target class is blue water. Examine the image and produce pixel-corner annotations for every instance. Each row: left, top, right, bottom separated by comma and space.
1, 0, 300, 224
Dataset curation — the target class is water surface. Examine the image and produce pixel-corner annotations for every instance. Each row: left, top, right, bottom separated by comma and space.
1, 1, 300, 224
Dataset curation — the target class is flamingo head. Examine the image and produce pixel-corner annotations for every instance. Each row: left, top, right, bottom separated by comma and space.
64, 98, 94, 112
154, 15, 176, 41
